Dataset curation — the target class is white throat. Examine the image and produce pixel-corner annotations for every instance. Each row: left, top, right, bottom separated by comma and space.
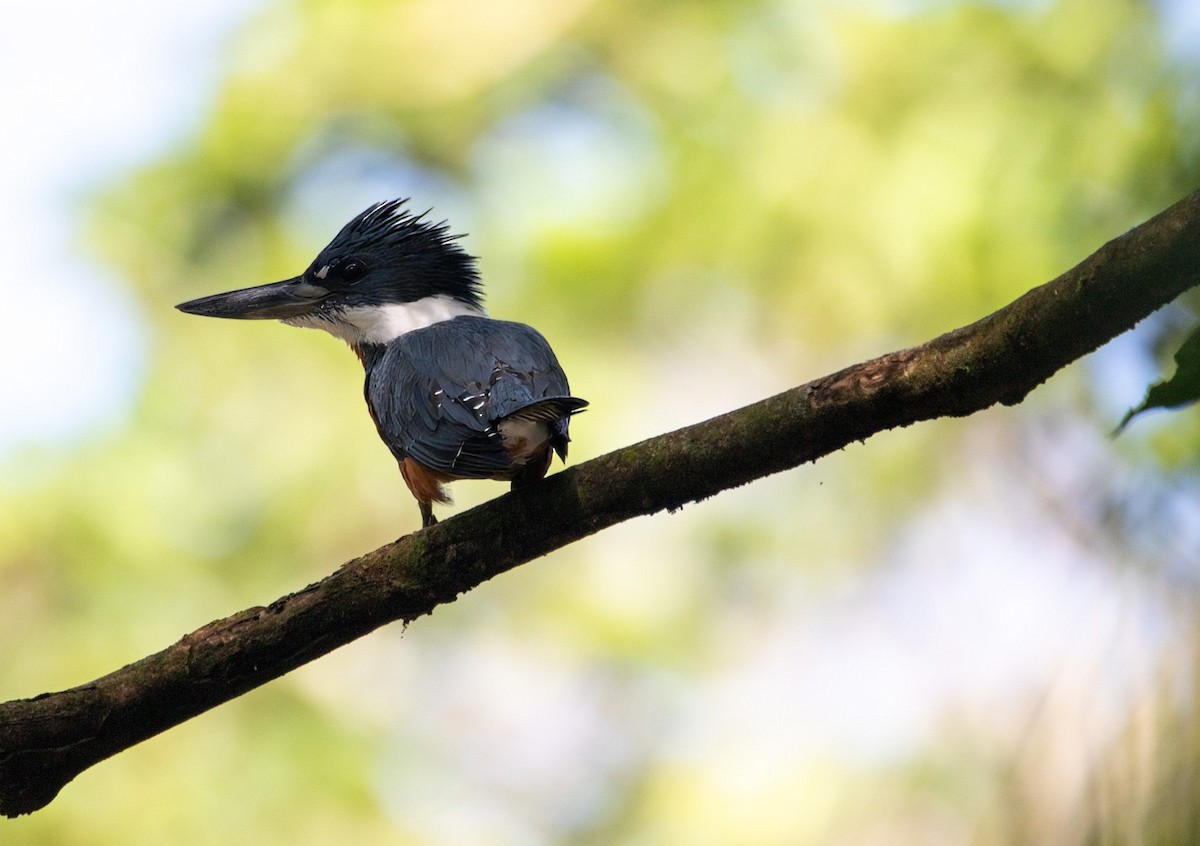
286, 294, 485, 346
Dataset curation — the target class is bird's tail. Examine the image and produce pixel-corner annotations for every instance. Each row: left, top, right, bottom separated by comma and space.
509, 397, 589, 422
507, 397, 589, 462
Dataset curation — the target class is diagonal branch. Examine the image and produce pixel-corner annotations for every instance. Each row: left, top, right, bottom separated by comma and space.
3, 188, 1200, 817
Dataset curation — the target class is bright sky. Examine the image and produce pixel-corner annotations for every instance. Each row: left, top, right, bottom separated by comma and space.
0, 0, 258, 461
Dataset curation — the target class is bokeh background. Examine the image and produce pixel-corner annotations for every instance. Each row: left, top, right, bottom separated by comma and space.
3, 0, 1200, 842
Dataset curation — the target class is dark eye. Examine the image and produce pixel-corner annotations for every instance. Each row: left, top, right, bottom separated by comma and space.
341, 260, 366, 283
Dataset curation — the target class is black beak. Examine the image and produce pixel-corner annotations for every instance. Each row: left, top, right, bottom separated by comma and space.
176, 277, 329, 320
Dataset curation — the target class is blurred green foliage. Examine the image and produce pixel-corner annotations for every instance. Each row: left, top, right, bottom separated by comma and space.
5, 0, 1200, 843
1121, 325, 1200, 430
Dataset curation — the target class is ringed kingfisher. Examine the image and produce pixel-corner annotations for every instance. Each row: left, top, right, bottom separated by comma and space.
177, 199, 587, 528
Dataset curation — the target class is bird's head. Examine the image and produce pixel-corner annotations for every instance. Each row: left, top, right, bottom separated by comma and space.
176, 199, 484, 348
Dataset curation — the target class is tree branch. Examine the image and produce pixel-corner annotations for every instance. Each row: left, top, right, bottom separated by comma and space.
3, 188, 1200, 817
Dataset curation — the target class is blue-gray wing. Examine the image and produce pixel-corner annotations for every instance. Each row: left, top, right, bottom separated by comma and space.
366, 316, 586, 478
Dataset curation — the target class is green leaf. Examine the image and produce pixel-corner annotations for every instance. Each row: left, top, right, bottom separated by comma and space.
1118, 324, 1200, 432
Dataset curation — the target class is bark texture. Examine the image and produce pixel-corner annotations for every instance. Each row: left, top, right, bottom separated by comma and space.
2, 188, 1199, 817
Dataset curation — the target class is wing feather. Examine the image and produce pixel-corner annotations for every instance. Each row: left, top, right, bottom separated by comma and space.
366, 316, 586, 479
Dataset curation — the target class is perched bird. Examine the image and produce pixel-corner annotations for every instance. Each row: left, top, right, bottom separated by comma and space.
177, 199, 587, 527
